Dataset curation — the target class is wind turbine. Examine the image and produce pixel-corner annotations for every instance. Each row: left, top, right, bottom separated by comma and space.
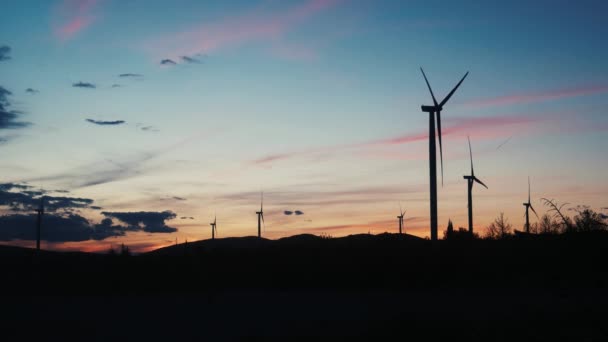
523, 177, 538, 233
35, 196, 44, 251
420, 68, 469, 241
463, 136, 488, 234
256, 192, 264, 238
397, 205, 405, 235
210, 214, 217, 240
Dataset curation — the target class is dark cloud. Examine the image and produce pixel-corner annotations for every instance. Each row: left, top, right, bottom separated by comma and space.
90, 206, 102, 210
295, 210, 304, 215
160, 59, 177, 66
72, 82, 96, 89
0, 213, 137, 242
1, 86, 30, 133
111, 84, 121, 88
25, 88, 39, 94
140, 125, 159, 132
180, 55, 201, 64
101, 211, 177, 233
173, 196, 186, 201
0, 184, 180, 242
0, 46, 10, 61
118, 73, 143, 78
600, 214, 608, 220
180, 216, 194, 220
86, 119, 126, 126
0, 184, 94, 213
284, 211, 293, 215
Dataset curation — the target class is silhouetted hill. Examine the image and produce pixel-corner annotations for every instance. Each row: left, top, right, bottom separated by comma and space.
1, 232, 607, 340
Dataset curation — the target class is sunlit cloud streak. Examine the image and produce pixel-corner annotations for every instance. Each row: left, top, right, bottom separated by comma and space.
463, 84, 608, 108
252, 114, 545, 166
146, 0, 343, 59
53, 0, 101, 41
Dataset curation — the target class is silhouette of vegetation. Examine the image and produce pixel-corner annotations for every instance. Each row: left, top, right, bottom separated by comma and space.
542, 198, 575, 231
444, 220, 479, 240
573, 207, 607, 232
484, 212, 512, 239
538, 214, 562, 234
120, 243, 131, 257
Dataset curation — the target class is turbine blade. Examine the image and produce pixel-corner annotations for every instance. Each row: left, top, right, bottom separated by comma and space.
474, 176, 488, 189
261, 191, 263, 212
468, 135, 474, 175
439, 71, 469, 107
420, 68, 438, 106
437, 111, 444, 186
528, 176, 530, 203
530, 204, 539, 218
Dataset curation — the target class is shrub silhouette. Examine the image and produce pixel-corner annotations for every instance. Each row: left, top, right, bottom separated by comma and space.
484, 212, 512, 239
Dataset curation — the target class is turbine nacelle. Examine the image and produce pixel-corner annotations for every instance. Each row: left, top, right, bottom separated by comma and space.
421, 105, 442, 113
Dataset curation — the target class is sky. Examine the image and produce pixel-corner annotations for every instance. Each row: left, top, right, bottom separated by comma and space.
1, 0, 607, 253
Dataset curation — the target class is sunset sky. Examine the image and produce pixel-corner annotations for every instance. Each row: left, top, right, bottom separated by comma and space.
1, 0, 607, 252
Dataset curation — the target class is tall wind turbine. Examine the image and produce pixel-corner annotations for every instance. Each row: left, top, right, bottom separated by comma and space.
523, 177, 538, 233
463, 136, 488, 234
397, 205, 405, 235
35, 196, 44, 251
210, 215, 217, 240
256, 192, 264, 238
420, 68, 469, 241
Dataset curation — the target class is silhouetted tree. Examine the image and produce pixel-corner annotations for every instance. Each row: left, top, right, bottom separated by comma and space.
107, 245, 117, 256
485, 212, 512, 239
443, 219, 454, 239
538, 214, 561, 234
542, 198, 574, 232
120, 243, 130, 257
573, 208, 607, 232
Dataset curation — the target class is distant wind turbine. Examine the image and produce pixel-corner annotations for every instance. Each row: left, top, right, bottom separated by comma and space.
420, 68, 469, 241
35, 196, 44, 251
523, 177, 538, 233
397, 205, 405, 234
256, 192, 265, 238
210, 214, 217, 240
463, 136, 488, 234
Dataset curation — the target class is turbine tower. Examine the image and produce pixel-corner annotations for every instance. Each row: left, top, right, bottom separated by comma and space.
523, 177, 538, 233
397, 205, 405, 234
210, 215, 217, 240
420, 68, 469, 241
35, 196, 44, 251
463, 136, 488, 234
256, 192, 264, 238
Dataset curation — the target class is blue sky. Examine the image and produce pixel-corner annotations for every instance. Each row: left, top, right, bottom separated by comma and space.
1, 0, 607, 252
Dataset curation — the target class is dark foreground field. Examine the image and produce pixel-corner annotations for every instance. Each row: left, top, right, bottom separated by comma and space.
1, 232, 607, 341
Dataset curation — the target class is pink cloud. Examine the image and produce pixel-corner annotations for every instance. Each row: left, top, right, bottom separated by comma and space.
463, 84, 608, 108
53, 0, 100, 41
251, 114, 548, 166
146, 0, 343, 60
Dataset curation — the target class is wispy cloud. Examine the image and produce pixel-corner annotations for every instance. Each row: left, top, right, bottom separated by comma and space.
0, 46, 11, 61
73, 81, 96, 89
463, 84, 608, 108
25, 133, 207, 189
160, 59, 177, 66
146, 0, 343, 60
25, 88, 39, 94
118, 73, 143, 78
0, 86, 30, 134
180, 55, 202, 64
252, 114, 541, 166
53, 0, 101, 41
86, 119, 126, 126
